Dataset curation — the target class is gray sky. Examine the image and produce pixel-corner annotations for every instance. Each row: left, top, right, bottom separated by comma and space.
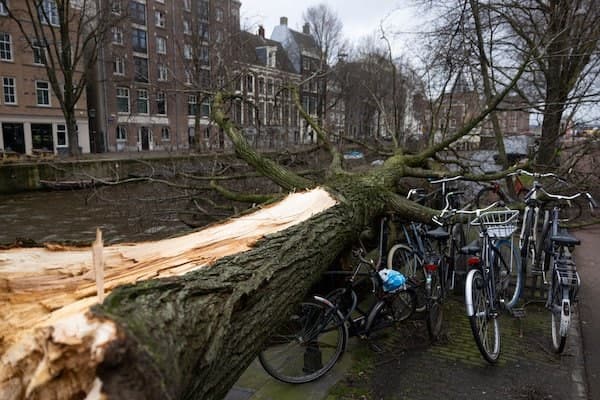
240, 0, 419, 55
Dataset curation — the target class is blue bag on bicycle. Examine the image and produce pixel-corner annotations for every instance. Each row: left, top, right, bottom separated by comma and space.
379, 269, 406, 293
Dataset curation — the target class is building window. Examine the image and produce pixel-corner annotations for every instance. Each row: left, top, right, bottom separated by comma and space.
199, 0, 209, 19
116, 125, 127, 141
201, 98, 210, 117
156, 91, 166, 115
32, 40, 47, 65
112, 27, 123, 45
156, 36, 166, 54
200, 46, 209, 64
246, 75, 254, 94
129, 1, 146, 25
133, 56, 148, 82
113, 56, 125, 75
155, 10, 165, 28
39, 0, 59, 26
132, 28, 147, 53
36, 81, 50, 106
116, 87, 129, 113
56, 124, 68, 147
136, 89, 148, 114
184, 69, 192, 85
200, 23, 209, 40
183, 44, 192, 59
183, 0, 191, 11
2, 77, 16, 104
0, 1, 8, 16
158, 64, 168, 81
183, 20, 191, 35
302, 57, 310, 72
161, 127, 170, 140
188, 95, 197, 115
0, 32, 12, 61
215, 8, 223, 22
267, 79, 273, 96
110, 0, 121, 14
215, 30, 223, 43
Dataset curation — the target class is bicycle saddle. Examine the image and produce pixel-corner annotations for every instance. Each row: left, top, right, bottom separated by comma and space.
460, 240, 480, 255
551, 230, 580, 247
425, 227, 450, 241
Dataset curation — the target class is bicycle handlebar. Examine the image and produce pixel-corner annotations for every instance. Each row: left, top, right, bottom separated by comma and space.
433, 196, 504, 226
511, 169, 568, 184
429, 175, 463, 184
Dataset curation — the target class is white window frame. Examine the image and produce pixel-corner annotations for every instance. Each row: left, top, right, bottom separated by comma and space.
156, 36, 167, 55
2, 76, 17, 104
188, 95, 197, 115
116, 125, 127, 141
0, 32, 12, 61
35, 80, 51, 106
113, 56, 125, 75
156, 91, 167, 115
56, 124, 68, 147
110, 0, 121, 15
183, 0, 191, 11
112, 27, 123, 45
161, 126, 170, 141
32, 40, 47, 65
40, 0, 59, 26
116, 87, 130, 113
183, 20, 191, 35
183, 44, 192, 60
158, 64, 168, 81
155, 10, 165, 28
0, 1, 8, 16
136, 89, 149, 114
184, 69, 192, 85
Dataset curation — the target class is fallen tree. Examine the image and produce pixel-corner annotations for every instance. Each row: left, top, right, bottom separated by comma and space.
0, 58, 531, 399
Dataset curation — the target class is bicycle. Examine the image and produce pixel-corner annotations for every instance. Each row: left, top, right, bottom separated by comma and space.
518, 170, 590, 286
537, 194, 597, 353
475, 172, 529, 208
258, 217, 417, 384
463, 204, 521, 363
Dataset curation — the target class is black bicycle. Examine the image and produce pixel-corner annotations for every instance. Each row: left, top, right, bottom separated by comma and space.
258, 217, 417, 383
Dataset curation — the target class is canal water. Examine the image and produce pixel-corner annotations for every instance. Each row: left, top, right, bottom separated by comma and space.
0, 183, 197, 245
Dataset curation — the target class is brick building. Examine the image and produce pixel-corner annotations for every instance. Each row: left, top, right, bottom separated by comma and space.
0, 0, 90, 156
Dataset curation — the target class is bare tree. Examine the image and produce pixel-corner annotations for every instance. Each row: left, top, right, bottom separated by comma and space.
0, 0, 115, 156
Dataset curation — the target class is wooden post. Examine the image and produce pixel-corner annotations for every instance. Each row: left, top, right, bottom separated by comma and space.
92, 228, 105, 303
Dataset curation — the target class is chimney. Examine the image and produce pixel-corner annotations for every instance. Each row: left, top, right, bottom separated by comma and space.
280, 16, 288, 26
258, 25, 265, 38
303, 23, 310, 34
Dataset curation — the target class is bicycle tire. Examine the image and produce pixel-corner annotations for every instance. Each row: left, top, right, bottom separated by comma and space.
520, 208, 535, 273
426, 298, 443, 342
492, 239, 523, 309
475, 186, 507, 209
259, 301, 347, 384
386, 288, 417, 322
450, 223, 467, 293
387, 243, 422, 279
549, 272, 569, 353
465, 269, 501, 363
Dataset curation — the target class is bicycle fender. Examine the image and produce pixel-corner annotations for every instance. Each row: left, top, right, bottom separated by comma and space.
465, 269, 480, 317
313, 295, 335, 308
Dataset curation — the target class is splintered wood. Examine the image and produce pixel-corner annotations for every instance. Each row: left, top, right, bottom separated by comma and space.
0, 188, 337, 400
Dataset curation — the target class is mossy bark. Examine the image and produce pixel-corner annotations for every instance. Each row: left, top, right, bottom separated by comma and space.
93, 181, 393, 400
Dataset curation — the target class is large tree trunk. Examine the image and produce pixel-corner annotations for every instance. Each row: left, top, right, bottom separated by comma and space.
0, 186, 392, 400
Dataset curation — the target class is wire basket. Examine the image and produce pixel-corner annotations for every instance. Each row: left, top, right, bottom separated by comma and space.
471, 209, 520, 239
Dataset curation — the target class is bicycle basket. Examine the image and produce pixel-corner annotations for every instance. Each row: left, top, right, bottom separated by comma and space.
470, 209, 519, 239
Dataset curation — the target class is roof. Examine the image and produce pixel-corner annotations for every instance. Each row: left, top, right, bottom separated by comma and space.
238, 31, 297, 74
289, 29, 319, 55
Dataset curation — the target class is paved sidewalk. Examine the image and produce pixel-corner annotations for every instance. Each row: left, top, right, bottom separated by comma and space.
574, 225, 600, 400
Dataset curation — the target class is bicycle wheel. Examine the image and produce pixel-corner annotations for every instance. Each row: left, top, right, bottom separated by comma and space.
465, 269, 501, 363
450, 223, 467, 292
475, 187, 507, 209
520, 208, 536, 273
386, 288, 417, 322
549, 272, 569, 353
387, 243, 422, 279
492, 239, 523, 309
259, 301, 347, 383
424, 263, 444, 340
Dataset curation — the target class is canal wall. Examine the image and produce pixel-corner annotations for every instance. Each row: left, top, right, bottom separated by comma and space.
0, 153, 236, 194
